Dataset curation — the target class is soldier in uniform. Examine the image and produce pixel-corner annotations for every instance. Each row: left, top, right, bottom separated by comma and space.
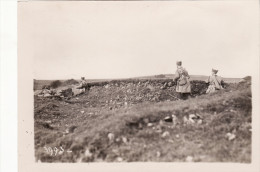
77, 77, 88, 93
206, 69, 224, 94
173, 61, 191, 100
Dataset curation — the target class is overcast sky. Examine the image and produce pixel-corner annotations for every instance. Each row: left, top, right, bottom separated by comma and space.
18, 1, 259, 80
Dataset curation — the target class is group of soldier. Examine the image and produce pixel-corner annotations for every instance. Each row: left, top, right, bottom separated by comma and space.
173, 61, 224, 100
74, 61, 224, 100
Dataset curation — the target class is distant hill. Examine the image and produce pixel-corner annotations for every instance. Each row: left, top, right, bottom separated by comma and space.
132, 74, 243, 83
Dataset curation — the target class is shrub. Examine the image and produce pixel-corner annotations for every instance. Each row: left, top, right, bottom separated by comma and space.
50, 80, 62, 89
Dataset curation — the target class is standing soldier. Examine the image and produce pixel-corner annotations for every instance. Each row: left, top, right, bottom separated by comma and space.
206, 69, 224, 93
173, 61, 191, 100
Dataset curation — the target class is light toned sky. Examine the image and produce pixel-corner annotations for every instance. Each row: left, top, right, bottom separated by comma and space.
18, 1, 259, 80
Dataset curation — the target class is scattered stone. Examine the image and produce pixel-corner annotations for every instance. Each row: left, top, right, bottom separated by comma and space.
183, 116, 189, 124
147, 123, 153, 127
80, 110, 84, 114
122, 136, 128, 144
164, 116, 173, 122
84, 148, 93, 158
184, 114, 202, 125
115, 138, 121, 142
116, 157, 123, 162
162, 131, 170, 138
226, 133, 236, 141
156, 151, 161, 157
186, 156, 193, 162
108, 133, 115, 142
176, 134, 180, 138
65, 126, 77, 134
230, 109, 236, 112
172, 114, 178, 125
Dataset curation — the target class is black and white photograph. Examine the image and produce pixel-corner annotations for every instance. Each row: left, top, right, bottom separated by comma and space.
16, 0, 259, 171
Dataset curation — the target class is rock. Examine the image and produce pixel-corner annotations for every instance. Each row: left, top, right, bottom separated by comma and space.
116, 157, 123, 162
115, 138, 121, 142
147, 123, 153, 127
183, 116, 189, 124
164, 116, 172, 122
84, 148, 93, 158
122, 137, 128, 144
175, 134, 180, 138
124, 102, 128, 106
186, 156, 193, 162
65, 126, 77, 134
45, 120, 52, 124
168, 82, 172, 87
162, 131, 170, 138
185, 114, 202, 124
172, 114, 178, 125
156, 151, 161, 157
109, 107, 113, 110
80, 111, 84, 114
226, 133, 236, 141
108, 133, 115, 142
43, 93, 52, 97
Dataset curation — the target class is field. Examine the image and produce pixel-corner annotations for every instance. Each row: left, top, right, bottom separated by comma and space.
34, 76, 251, 162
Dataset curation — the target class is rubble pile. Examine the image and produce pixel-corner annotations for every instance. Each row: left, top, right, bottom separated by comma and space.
69, 80, 208, 109
35, 79, 209, 108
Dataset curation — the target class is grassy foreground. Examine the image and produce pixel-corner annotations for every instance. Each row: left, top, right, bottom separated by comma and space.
34, 80, 251, 163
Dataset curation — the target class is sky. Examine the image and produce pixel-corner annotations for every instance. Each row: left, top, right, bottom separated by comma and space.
18, 1, 259, 80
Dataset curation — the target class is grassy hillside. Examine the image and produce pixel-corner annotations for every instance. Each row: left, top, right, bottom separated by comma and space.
34, 79, 251, 163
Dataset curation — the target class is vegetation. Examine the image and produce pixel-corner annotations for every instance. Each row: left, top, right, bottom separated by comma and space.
34, 78, 251, 163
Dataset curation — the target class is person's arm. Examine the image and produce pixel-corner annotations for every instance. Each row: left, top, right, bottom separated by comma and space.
205, 76, 210, 84
173, 70, 180, 82
220, 77, 225, 88
185, 69, 190, 79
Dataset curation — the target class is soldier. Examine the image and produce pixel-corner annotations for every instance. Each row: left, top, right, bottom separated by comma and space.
206, 69, 224, 94
77, 77, 87, 92
173, 61, 191, 100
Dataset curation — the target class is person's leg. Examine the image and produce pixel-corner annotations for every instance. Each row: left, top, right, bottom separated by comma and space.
178, 92, 183, 99
183, 93, 188, 100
